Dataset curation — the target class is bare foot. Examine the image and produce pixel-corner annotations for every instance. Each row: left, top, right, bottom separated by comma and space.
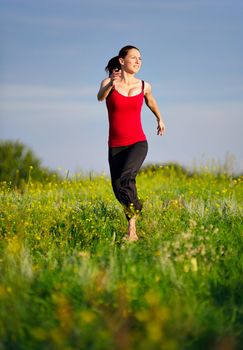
123, 235, 139, 242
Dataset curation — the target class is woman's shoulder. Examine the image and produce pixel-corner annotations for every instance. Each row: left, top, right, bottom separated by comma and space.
142, 80, 152, 94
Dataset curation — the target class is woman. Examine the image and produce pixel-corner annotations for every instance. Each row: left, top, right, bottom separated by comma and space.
97, 45, 165, 241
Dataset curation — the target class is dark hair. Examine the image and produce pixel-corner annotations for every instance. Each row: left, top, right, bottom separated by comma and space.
118, 45, 140, 58
105, 56, 121, 76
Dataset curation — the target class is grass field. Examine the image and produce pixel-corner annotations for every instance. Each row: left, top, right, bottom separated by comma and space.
0, 165, 243, 350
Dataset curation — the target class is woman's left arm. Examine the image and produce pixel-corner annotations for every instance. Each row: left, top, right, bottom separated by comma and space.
144, 82, 166, 136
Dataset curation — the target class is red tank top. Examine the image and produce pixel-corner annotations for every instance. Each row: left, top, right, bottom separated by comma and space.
106, 80, 147, 147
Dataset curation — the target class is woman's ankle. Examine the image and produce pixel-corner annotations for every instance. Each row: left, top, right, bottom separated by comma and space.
128, 217, 138, 238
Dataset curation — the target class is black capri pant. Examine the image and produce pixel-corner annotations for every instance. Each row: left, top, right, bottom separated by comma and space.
108, 141, 148, 219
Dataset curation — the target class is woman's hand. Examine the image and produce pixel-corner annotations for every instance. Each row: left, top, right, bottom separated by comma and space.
110, 69, 121, 85
157, 119, 165, 136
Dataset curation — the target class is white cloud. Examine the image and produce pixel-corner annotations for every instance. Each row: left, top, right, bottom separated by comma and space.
0, 84, 96, 99
152, 77, 243, 101
1, 0, 206, 33
0, 83, 103, 123
1, 11, 142, 30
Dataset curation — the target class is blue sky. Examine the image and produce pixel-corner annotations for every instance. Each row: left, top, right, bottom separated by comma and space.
1, 0, 243, 175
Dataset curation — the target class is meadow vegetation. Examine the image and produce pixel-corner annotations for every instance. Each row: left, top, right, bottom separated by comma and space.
0, 163, 243, 349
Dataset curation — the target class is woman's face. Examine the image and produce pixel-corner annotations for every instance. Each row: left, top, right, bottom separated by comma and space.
120, 48, 142, 74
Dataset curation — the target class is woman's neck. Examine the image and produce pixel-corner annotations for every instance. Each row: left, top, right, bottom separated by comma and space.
120, 71, 137, 84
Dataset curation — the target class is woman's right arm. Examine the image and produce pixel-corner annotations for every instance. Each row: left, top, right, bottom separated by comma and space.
97, 78, 113, 101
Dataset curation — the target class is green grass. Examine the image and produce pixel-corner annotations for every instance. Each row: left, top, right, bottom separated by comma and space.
0, 166, 243, 349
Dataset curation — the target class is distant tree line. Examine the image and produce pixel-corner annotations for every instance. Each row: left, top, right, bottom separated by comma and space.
141, 162, 190, 176
0, 140, 60, 187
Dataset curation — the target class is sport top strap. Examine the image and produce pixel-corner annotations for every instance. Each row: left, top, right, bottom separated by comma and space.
142, 80, 144, 92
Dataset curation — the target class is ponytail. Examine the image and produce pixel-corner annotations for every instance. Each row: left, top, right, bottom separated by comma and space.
105, 56, 121, 76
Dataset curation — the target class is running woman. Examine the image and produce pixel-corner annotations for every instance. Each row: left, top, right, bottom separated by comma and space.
97, 45, 165, 241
